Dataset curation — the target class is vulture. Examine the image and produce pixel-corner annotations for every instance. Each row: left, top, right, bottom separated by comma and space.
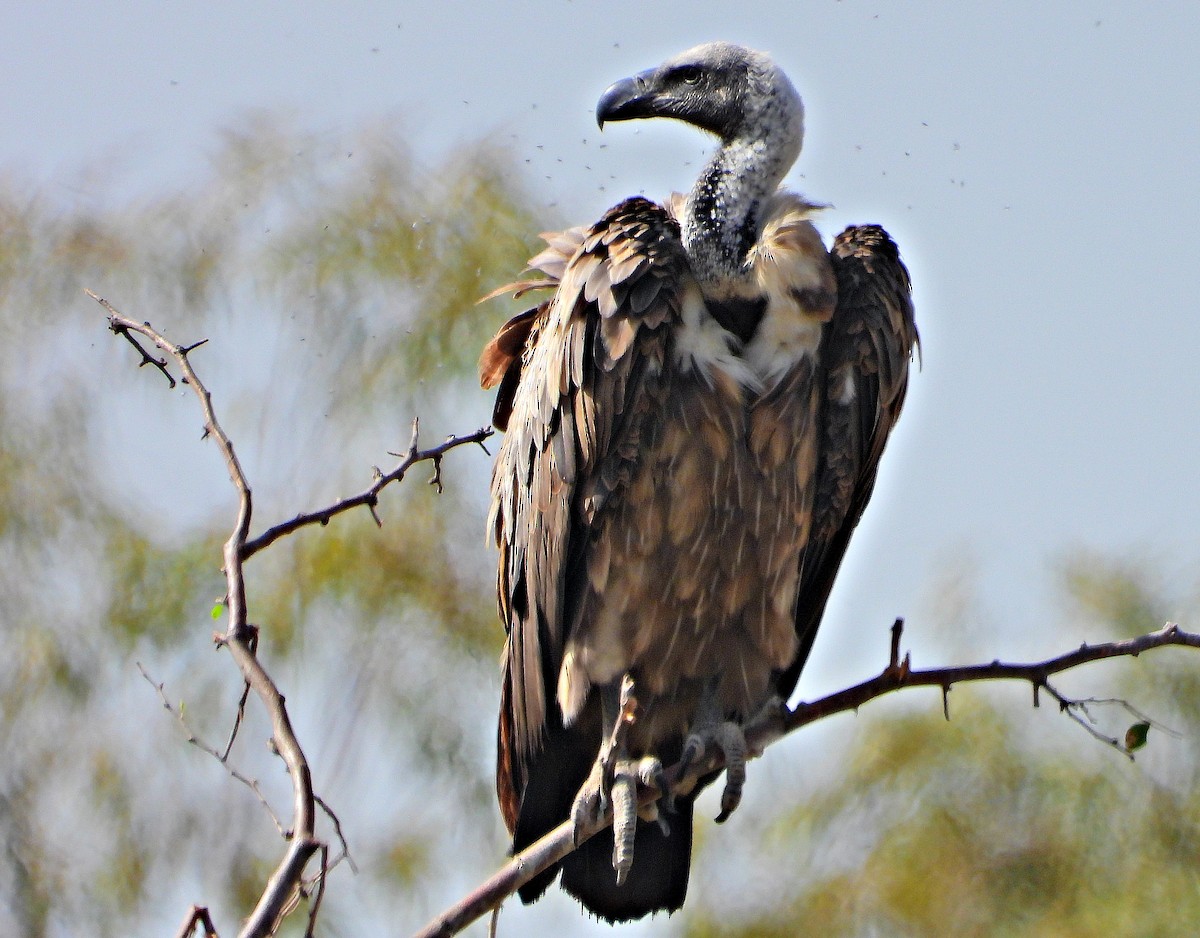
480, 41, 918, 922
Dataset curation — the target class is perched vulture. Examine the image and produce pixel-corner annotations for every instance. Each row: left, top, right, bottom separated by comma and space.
480, 41, 918, 922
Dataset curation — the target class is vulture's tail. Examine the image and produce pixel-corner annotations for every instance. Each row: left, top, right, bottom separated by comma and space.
510, 717, 695, 922
559, 803, 695, 923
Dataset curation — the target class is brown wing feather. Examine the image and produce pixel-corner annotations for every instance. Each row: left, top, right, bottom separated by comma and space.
486, 197, 687, 833
780, 223, 918, 699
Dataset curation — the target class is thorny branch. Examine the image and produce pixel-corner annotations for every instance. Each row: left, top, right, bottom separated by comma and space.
91, 289, 317, 937
92, 290, 481, 937
415, 619, 1200, 938
240, 419, 493, 561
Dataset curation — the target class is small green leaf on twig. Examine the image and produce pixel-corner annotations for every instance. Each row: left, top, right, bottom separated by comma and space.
211, 602, 224, 620
1125, 722, 1151, 751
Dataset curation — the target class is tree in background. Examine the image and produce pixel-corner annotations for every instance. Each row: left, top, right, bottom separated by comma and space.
0, 121, 540, 936
1, 121, 1196, 937
681, 556, 1200, 937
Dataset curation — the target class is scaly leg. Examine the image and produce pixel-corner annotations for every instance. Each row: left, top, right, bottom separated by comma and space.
678, 679, 752, 824
570, 674, 665, 884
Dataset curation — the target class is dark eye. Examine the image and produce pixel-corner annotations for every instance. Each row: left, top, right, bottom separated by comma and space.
674, 65, 702, 85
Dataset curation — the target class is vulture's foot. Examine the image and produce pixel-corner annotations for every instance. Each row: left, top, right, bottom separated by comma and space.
680, 718, 748, 824
570, 675, 666, 884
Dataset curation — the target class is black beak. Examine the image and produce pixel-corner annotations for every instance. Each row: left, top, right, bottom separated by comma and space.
596, 69, 659, 128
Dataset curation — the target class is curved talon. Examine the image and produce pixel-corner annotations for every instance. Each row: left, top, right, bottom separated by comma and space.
715, 722, 747, 823
679, 717, 751, 824
714, 721, 747, 823
716, 786, 742, 822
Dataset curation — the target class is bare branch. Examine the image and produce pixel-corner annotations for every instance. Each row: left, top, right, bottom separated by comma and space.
303, 844, 330, 938
90, 289, 179, 389
137, 662, 285, 835
92, 291, 320, 938
415, 620, 1200, 938
219, 632, 320, 938
240, 420, 494, 560
221, 674, 253, 762
778, 621, 1199, 738
1037, 680, 1131, 758
174, 905, 219, 938
315, 793, 358, 875
97, 289, 493, 937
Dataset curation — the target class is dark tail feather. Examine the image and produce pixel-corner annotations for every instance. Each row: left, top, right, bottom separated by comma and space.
510, 708, 696, 920
560, 797, 694, 923
511, 718, 596, 904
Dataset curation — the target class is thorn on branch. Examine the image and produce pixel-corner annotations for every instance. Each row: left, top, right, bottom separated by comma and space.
888, 617, 904, 672
179, 338, 210, 356
241, 423, 494, 560
408, 416, 422, 458
174, 904, 219, 938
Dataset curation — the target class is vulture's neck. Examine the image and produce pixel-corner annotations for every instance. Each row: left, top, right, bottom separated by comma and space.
681, 103, 803, 286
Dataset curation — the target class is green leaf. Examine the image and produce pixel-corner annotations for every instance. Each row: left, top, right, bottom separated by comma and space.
1125, 722, 1151, 751
210, 603, 224, 620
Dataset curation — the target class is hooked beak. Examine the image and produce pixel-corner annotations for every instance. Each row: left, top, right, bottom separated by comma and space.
596, 69, 659, 128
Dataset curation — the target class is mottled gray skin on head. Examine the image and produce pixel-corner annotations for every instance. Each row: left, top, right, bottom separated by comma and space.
598, 41, 805, 284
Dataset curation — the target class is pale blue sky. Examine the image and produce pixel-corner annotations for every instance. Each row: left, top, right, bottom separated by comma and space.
8, 3, 1197, 643
6, 2, 1200, 934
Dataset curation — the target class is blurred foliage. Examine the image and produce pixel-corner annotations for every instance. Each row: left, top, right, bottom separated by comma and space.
2, 114, 1197, 938
0, 118, 537, 937
1059, 551, 1169, 638
680, 556, 1200, 938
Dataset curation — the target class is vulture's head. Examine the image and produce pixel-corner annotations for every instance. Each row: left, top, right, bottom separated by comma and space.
595, 42, 803, 150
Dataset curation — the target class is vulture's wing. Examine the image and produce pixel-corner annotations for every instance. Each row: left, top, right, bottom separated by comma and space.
780, 224, 918, 698
482, 196, 687, 835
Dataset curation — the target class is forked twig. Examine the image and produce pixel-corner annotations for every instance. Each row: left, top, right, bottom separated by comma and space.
175, 905, 219, 938
137, 663, 285, 835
